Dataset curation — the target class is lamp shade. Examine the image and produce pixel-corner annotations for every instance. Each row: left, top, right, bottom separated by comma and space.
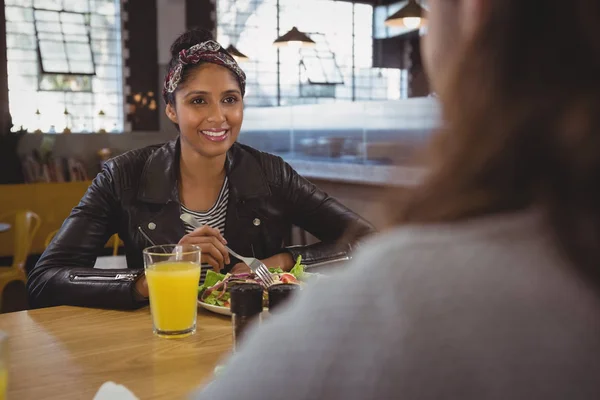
226, 44, 249, 61
273, 27, 315, 47
385, 0, 425, 29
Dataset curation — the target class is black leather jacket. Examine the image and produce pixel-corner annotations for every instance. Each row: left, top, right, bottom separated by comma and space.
28, 140, 375, 309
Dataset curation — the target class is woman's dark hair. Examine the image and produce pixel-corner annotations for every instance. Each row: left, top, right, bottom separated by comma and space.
395, 1, 600, 285
164, 28, 234, 105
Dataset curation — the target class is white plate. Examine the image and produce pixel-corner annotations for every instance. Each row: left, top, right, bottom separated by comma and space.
198, 300, 232, 316
198, 300, 270, 317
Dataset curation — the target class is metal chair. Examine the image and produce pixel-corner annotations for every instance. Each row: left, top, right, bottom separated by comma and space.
0, 210, 41, 311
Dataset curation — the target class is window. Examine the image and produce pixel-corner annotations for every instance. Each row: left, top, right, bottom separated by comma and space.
217, 0, 406, 107
5, 0, 124, 133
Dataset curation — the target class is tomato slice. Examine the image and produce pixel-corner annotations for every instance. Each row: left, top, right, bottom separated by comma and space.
280, 273, 298, 284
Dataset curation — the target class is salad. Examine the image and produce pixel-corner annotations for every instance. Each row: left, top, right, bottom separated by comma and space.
198, 256, 311, 308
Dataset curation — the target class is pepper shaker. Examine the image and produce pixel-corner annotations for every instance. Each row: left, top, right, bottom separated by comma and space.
230, 283, 263, 352
268, 284, 300, 313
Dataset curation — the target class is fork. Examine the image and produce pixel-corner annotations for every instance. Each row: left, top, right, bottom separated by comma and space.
180, 213, 275, 286
222, 245, 275, 286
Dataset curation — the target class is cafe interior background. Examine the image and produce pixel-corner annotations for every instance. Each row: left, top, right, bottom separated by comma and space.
0, 0, 437, 312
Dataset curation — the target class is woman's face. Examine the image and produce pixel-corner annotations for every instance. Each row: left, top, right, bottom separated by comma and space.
166, 63, 243, 159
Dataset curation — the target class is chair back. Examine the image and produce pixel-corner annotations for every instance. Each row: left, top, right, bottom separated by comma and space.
45, 230, 121, 256
0, 210, 41, 270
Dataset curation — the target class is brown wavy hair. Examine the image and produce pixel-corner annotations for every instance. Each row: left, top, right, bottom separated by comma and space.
396, 1, 600, 281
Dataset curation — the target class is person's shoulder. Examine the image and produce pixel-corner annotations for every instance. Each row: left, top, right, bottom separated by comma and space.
346, 210, 547, 283
105, 143, 164, 169
233, 142, 285, 165
231, 143, 292, 182
101, 142, 167, 188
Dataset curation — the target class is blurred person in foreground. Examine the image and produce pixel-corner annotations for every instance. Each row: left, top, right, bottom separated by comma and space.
193, 0, 600, 399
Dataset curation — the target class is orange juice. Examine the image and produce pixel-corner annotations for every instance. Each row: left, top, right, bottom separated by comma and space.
146, 261, 201, 338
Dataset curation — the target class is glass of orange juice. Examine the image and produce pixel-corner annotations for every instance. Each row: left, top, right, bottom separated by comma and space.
143, 244, 202, 338
0, 331, 7, 400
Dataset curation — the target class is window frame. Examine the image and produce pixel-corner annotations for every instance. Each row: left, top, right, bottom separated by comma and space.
33, 7, 97, 80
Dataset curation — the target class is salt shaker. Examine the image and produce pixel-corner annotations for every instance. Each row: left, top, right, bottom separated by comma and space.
230, 283, 263, 351
268, 284, 300, 312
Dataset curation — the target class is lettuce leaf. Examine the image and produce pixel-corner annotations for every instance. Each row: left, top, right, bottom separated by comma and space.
269, 267, 284, 274
289, 255, 305, 280
198, 270, 226, 294
202, 289, 230, 306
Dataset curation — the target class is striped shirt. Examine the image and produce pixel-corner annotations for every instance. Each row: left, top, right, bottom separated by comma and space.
181, 176, 229, 283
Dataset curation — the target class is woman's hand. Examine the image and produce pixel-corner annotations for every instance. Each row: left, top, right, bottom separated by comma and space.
178, 225, 231, 271
230, 262, 251, 275
134, 275, 149, 299
229, 253, 294, 275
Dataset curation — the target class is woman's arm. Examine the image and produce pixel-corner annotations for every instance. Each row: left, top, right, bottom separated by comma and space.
276, 159, 376, 266
27, 163, 146, 310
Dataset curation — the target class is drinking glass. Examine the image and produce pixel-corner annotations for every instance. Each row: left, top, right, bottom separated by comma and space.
143, 245, 202, 338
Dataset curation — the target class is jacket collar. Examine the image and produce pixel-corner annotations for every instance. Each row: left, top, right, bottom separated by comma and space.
137, 138, 270, 204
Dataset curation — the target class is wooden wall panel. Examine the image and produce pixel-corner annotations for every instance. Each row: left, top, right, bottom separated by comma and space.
185, 0, 217, 34
0, 0, 11, 135
123, 0, 160, 131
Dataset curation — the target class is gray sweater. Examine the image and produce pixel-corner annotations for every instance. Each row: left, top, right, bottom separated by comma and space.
193, 210, 600, 399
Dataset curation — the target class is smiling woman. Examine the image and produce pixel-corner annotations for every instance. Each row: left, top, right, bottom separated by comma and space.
27, 29, 375, 310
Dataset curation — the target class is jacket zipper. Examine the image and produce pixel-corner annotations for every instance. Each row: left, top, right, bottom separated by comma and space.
138, 226, 157, 246
306, 256, 351, 269
69, 273, 138, 282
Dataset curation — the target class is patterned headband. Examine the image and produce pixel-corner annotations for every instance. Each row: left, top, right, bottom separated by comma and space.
162, 40, 246, 102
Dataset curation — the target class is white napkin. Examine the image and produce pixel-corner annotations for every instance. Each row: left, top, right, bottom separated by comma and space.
93, 382, 139, 400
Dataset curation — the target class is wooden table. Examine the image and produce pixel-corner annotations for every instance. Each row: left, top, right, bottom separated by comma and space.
0, 306, 232, 399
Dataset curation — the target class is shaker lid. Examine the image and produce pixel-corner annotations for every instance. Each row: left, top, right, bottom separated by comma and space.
230, 283, 263, 315
268, 284, 300, 311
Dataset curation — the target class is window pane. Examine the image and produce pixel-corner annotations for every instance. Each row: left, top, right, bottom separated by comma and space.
62, 23, 88, 35
36, 21, 62, 32
37, 32, 64, 41
69, 35, 91, 43
6, 21, 35, 35
6, 34, 36, 50
40, 40, 67, 60
66, 42, 93, 60
39, 74, 92, 91
90, 29, 119, 41
63, 0, 90, 13
6, 0, 32, 6
92, 40, 120, 55
68, 61, 95, 74
8, 74, 37, 91
67, 92, 94, 104
90, 0, 118, 15
95, 65, 118, 79
7, 48, 37, 61
93, 77, 119, 92
5, 6, 34, 22
91, 13, 117, 28
34, 10, 60, 22
33, 0, 62, 10
93, 53, 119, 65
7, 61, 38, 75
43, 59, 70, 73
302, 58, 327, 83
61, 12, 86, 24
